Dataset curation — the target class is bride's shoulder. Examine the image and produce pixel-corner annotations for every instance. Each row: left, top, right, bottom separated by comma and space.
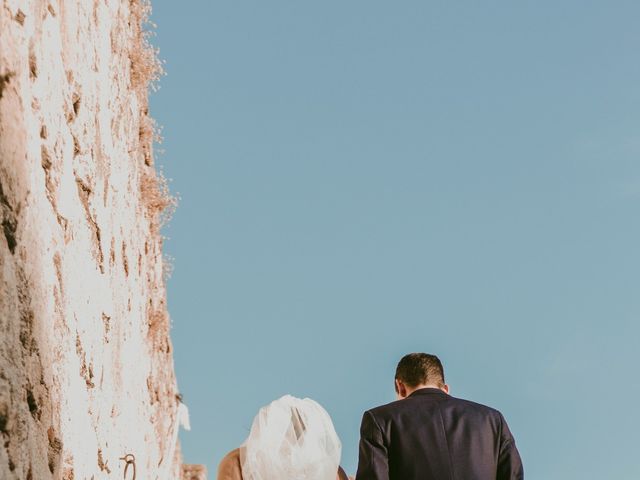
217, 448, 242, 480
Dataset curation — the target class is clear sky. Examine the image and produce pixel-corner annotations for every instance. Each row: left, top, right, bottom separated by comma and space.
149, 2, 640, 478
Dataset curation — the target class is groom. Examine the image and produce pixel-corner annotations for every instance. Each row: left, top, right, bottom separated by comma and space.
356, 353, 524, 480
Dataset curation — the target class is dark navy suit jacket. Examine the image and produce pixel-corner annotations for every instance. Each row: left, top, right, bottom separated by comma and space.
356, 388, 524, 480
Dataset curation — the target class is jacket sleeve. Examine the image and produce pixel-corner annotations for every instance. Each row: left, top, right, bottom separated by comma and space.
355, 411, 389, 480
497, 413, 524, 480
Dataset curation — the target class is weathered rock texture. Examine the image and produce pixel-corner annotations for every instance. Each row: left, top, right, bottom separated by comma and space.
182, 463, 209, 480
0, 1, 191, 478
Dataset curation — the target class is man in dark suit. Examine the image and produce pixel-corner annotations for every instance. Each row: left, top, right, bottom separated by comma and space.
356, 353, 524, 480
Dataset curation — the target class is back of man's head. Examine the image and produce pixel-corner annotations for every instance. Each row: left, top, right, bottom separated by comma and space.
395, 353, 446, 391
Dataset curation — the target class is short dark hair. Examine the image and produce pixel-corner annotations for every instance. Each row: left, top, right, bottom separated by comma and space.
395, 353, 445, 390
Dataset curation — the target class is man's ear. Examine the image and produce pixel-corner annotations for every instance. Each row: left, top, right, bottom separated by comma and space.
395, 379, 408, 399
442, 384, 450, 394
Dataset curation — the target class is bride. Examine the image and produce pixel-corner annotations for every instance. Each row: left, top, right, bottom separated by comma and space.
217, 395, 349, 480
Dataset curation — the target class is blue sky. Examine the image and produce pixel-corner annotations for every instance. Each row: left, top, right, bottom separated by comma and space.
150, 2, 640, 478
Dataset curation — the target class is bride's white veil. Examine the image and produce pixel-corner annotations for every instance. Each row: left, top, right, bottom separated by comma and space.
240, 395, 342, 480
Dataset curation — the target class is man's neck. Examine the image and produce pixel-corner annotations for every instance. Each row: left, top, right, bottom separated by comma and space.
406, 384, 448, 396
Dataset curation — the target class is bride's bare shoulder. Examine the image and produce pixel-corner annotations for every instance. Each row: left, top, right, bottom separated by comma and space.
218, 448, 349, 480
217, 448, 242, 480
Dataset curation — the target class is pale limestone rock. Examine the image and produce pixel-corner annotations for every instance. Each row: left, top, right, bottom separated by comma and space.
183, 463, 209, 480
0, 1, 201, 478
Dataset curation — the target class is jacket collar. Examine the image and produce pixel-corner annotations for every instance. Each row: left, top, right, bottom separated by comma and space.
408, 387, 448, 397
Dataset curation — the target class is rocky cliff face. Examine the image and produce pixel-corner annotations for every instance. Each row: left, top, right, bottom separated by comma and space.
0, 1, 191, 478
